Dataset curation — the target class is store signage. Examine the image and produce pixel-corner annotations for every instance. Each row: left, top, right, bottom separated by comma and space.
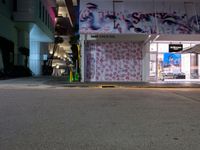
169, 44, 183, 52
91, 34, 116, 39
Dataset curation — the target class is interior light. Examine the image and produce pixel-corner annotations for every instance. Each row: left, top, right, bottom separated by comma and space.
154, 35, 160, 41
49, 50, 53, 54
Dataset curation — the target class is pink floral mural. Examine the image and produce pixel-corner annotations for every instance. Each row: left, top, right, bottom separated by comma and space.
86, 42, 142, 81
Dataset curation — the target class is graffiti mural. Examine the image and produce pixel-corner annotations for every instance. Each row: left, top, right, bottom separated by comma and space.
80, 1, 200, 34
86, 42, 142, 81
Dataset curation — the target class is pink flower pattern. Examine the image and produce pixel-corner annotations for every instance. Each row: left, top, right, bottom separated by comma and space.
86, 42, 142, 81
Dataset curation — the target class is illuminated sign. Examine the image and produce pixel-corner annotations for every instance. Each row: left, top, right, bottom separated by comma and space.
169, 44, 183, 52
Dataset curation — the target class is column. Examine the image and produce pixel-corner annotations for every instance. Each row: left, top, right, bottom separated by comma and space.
29, 41, 41, 76
142, 42, 150, 81
80, 34, 86, 82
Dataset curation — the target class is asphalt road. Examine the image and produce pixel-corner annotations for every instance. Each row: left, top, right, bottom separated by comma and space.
0, 88, 200, 150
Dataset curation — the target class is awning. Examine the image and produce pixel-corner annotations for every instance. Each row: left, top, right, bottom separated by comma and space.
182, 44, 200, 54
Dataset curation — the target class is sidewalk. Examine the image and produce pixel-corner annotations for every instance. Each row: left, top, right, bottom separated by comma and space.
1, 76, 200, 88
46, 77, 200, 88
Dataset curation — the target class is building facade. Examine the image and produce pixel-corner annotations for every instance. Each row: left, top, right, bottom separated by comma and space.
0, 0, 56, 76
49, 0, 78, 76
79, 0, 200, 82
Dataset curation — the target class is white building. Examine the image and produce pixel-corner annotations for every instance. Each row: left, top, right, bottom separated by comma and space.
0, 0, 56, 76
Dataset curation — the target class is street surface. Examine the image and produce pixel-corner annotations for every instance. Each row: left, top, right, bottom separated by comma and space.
0, 87, 200, 150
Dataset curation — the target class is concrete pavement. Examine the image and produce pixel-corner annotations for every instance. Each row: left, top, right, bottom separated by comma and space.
0, 88, 200, 150
0, 76, 200, 89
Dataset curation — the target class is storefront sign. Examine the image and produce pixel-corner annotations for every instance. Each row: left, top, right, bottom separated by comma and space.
169, 44, 183, 52
91, 34, 116, 39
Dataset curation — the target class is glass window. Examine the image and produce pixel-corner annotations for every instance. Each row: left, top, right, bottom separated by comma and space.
158, 43, 168, 53
150, 43, 157, 52
150, 53, 157, 77
183, 44, 191, 49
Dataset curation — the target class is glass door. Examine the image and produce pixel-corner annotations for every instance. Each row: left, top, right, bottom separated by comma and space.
149, 53, 157, 80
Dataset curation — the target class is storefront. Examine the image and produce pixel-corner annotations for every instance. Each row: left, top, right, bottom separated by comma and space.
85, 41, 142, 82
149, 41, 200, 81
81, 34, 147, 82
79, 0, 200, 82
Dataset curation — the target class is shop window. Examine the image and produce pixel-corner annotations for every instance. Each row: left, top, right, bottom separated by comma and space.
150, 53, 157, 77
183, 44, 191, 49
150, 43, 157, 52
191, 44, 196, 47
162, 53, 183, 80
181, 54, 190, 79
190, 53, 199, 79
158, 43, 168, 53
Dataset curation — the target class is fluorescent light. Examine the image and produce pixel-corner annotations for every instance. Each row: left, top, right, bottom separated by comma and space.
153, 35, 160, 41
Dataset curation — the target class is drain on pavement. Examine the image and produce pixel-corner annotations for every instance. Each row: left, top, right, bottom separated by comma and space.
101, 85, 116, 88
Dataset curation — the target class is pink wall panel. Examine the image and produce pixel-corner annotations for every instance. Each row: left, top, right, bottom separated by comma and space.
86, 42, 142, 81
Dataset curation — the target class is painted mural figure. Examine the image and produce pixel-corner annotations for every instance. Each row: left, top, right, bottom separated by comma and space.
80, 3, 102, 30
80, 2, 200, 34
188, 16, 200, 33
81, 3, 133, 33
